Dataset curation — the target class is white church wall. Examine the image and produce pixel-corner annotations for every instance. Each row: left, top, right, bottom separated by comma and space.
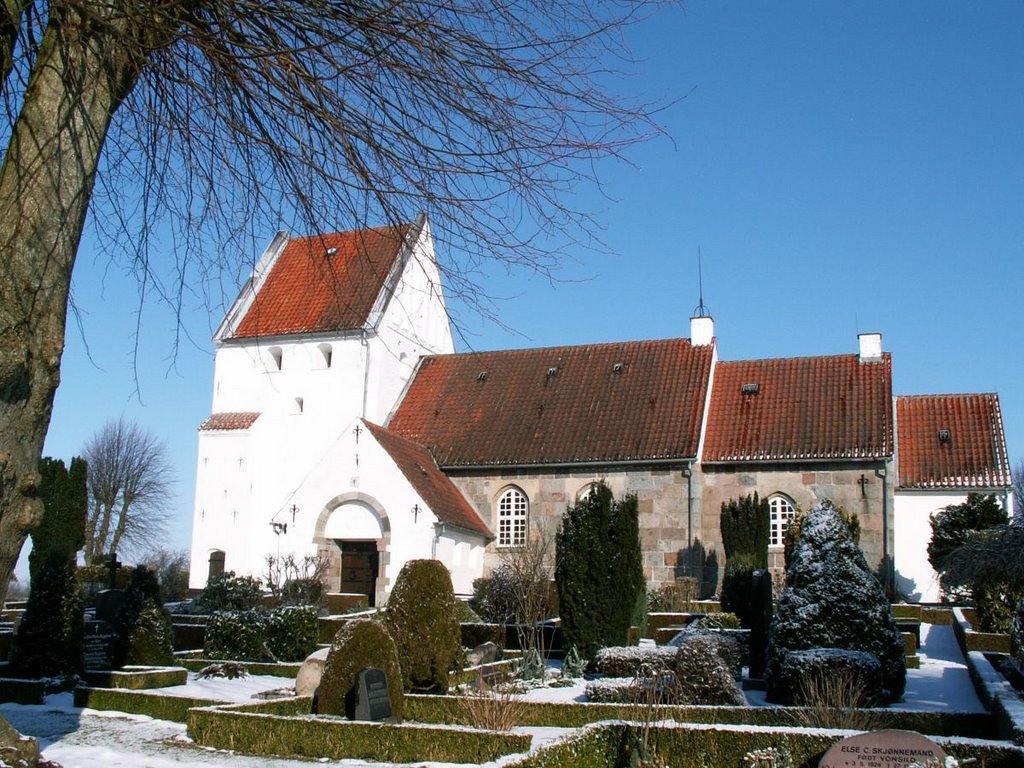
893, 490, 1012, 603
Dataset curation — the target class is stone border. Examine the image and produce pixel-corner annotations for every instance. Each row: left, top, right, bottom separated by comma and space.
963, 648, 1024, 745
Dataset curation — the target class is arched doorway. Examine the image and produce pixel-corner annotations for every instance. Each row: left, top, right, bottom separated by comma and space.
314, 494, 391, 607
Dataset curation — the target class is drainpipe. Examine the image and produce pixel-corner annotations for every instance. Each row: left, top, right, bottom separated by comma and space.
361, 330, 371, 419
876, 467, 890, 594
683, 464, 693, 550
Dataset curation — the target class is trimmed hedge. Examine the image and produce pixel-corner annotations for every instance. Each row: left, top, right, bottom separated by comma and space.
81, 665, 187, 690
0, 677, 45, 704
74, 686, 222, 723
205, 606, 319, 662
174, 656, 301, 678
402, 694, 994, 738
509, 722, 1024, 768
187, 701, 531, 763
593, 646, 676, 677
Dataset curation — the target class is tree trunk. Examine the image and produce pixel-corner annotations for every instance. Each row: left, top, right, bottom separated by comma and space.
0, 3, 149, 604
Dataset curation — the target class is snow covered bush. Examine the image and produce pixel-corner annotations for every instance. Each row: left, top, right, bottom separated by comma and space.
197, 571, 263, 613
671, 634, 746, 705
766, 499, 905, 705
777, 648, 883, 708
318, 619, 403, 720
671, 630, 744, 680
593, 645, 677, 678
204, 605, 318, 662
584, 676, 646, 703
382, 559, 461, 693
115, 566, 174, 667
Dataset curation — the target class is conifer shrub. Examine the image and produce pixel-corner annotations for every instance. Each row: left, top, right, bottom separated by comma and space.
719, 494, 769, 628
318, 620, 404, 720
555, 482, 645, 661
766, 499, 905, 705
10, 551, 84, 678
776, 648, 883, 708
115, 566, 174, 667
203, 605, 318, 662
197, 571, 263, 613
671, 635, 746, 705
382, 559, 461, 693
783, 503, 860, 570
264, 606, 319, 661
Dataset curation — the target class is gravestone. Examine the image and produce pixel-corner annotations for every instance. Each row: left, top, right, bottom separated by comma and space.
352, 667, 392, 721
747, 568, 773, 680
818, 730, 947, 768
82, 620, 117, 671
95, 589, 125, 625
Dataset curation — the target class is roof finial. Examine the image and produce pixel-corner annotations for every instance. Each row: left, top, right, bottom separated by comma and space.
693, 246, 710, 318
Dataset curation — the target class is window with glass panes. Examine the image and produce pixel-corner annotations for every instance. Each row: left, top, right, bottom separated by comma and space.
769, 494, 796, 548
497, 487, 528, 547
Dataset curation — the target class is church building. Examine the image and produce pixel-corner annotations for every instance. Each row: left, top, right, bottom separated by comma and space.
188, 217, 1013, 604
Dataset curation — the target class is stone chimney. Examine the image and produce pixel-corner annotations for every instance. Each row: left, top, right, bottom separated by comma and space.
858, 332, 882, 363
690, 316, 714, 347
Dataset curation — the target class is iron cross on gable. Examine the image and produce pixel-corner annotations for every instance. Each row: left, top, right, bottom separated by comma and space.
106, 552, 122, 589
857, 474, 869, 498
353, 424, 362, 443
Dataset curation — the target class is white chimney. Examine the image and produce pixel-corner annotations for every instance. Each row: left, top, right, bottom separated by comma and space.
690, 316, 714, 347
858, 332, 882, 363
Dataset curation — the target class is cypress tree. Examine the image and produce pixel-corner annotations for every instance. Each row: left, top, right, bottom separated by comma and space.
556, 482, 644, 660
719, 493, 769, 627
12, 456, 87, 678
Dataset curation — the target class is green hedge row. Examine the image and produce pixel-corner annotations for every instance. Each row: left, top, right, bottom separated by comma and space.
81, 665, 187, 690
0, 677, 45, 704
175, 657, 302, 678
74, 686, 222, 723
403, 694, 994, 738
510, 723, 1024, 768
187, 704, 531, 763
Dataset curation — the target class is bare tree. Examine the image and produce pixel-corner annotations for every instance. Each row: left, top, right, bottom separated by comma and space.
0, 0, 665, 602
82, 418, 174, 562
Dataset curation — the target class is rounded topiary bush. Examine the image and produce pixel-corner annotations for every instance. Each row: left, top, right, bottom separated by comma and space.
264, 605, 319, 661
671, 635, 746, 705
116, 566, 174, 667
204, 609, 269, 661
766, 499, 905, 704
593, 645, 677, 678
776, 648, 883, 708
198, 571, 263, 613
318, 620, 403, 720
382, 559, 460, 693
671, 630, 744, 680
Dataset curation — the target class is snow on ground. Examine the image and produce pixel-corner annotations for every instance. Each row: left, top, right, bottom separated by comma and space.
0, 623, 995, 767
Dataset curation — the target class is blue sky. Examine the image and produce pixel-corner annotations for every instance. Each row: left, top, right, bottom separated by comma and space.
34, 1, 1024, 565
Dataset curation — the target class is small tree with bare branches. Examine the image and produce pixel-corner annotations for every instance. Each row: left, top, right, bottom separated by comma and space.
82, 418, 174, 562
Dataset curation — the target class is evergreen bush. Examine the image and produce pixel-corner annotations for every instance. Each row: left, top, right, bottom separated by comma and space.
783, 503, 860, 570
29, 456, 87, 580
114, 566, 174, 667
264, 606, 319, 661
382, 559, 461, 693
281, 577, 326, 608
671, 635, 746, 705
555, 482, 645, 661
205, 610, 269, 661
775, 648, 883, 708
9, 551, 84, 678
197, 571, 263, 612
719, 494, 769, 628
766, 499, 905, 704
318, 620, 404, 719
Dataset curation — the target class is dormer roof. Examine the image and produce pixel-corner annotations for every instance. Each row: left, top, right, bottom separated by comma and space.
896, 393, 1011, 490
220, 220, 415, 341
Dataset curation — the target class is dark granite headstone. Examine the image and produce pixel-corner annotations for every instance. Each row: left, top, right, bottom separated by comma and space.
95, 589, 125, 624
353, 667, 391, 721
82, 620, 117, 671
818, 730, 947, 768
747, 568, 773, 680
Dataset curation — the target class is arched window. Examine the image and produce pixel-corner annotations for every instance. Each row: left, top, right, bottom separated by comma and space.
497, 487, 528, 547
317, 343, 333, 368
267, 346, 283, 370
768, 494, 797, 548
576, 482, 600, 502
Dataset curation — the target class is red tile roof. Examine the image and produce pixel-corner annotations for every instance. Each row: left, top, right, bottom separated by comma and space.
896, 394, 1011, 489
363, 421, 493, 537
199, 412, 261, 431
388, 338, 714, 467
702, 354, 893, 462
229, 224, 410, 339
